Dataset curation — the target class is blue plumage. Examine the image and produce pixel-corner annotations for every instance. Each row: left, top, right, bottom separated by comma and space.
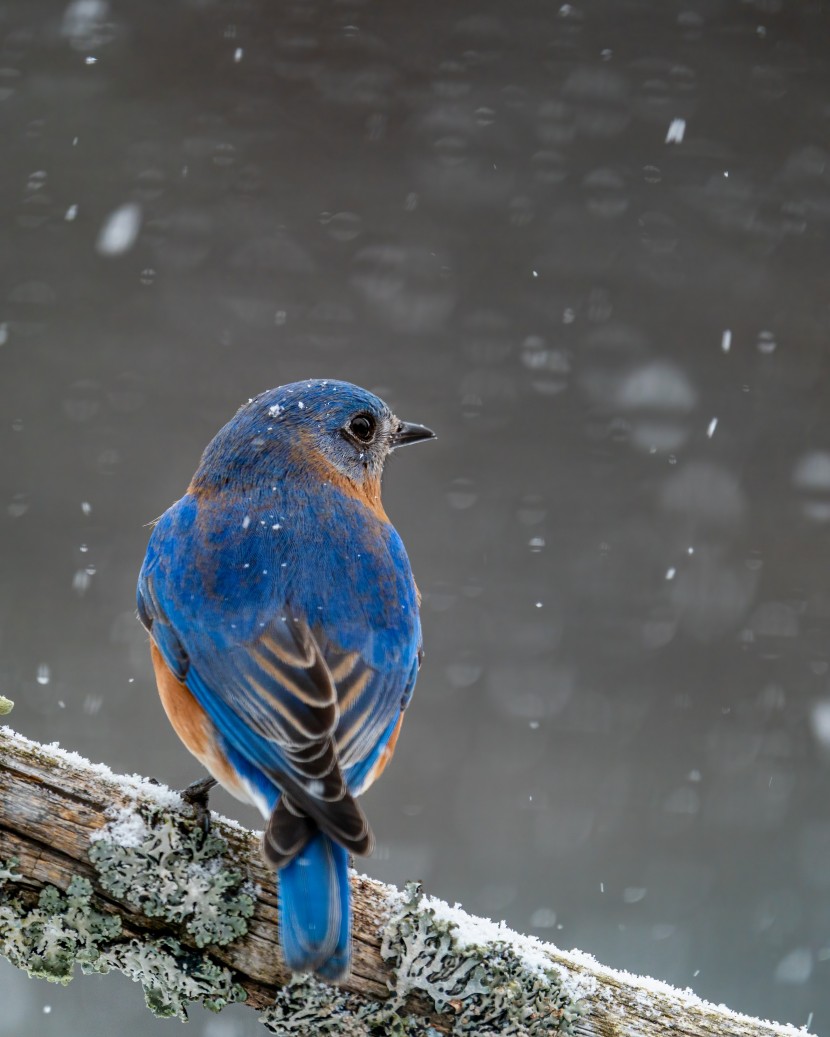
279, 834, 351, 980
137, 380, 433, 979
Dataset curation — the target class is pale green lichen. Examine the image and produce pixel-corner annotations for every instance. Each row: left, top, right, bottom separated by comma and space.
89, 804, 254, 947
0, 859, 20, 883
0, 695, 14, 715
0, 870, 121, 982
381, 882, 583, 1037
1, 807, 250, 1022
88, 935, 246, 1019
260, 974, 437, 1037
264, 882, 584, 1037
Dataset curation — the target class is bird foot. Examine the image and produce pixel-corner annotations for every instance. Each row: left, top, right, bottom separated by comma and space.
180, 776, 218, 838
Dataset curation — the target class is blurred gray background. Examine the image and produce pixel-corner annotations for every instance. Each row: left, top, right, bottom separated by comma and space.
2, 0, 830, 1033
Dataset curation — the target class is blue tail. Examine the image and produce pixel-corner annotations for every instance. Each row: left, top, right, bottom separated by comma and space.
278, 831, 351, 980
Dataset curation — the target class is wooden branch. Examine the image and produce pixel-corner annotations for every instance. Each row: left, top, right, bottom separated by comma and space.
0, 725, 809, 1037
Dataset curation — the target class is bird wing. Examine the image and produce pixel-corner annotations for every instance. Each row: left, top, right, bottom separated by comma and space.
137, 493, 421, 857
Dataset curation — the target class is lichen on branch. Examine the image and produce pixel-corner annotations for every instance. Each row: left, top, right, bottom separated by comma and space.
380, 882, 583, 1037
0, 854, 246, 1018
89, 803, 255, 948
0, 726, 816, 1037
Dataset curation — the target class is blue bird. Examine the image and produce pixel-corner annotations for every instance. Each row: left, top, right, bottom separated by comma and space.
136, 379, 434, 980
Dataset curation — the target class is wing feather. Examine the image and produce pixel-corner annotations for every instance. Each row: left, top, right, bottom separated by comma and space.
137, 496, 422, 868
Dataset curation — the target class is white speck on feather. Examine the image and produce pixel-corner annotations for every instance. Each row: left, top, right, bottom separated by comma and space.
242, 515, 251, 530
267, 404, 282, 418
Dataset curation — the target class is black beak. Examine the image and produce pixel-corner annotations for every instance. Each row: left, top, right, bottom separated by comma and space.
390, 420, 436, 450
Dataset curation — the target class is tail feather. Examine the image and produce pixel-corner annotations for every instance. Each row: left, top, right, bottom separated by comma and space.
263, 796, 315, 868
278, 831, 351, 980
271, 777, 375, 859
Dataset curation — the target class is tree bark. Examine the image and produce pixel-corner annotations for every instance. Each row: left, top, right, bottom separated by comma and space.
0, 726, 809, 1037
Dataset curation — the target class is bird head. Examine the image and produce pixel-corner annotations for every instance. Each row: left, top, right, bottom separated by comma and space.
191, 380, 435, 499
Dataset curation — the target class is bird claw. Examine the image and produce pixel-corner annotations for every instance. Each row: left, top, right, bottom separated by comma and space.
180, 776, 218, 838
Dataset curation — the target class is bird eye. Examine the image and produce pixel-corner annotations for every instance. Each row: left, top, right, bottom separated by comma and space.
347, 413, 376, 443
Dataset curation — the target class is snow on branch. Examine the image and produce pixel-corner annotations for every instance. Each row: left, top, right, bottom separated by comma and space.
0, 726, 810, 1037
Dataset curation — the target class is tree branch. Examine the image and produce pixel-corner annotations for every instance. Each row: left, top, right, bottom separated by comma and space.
0, 726, 809, 1037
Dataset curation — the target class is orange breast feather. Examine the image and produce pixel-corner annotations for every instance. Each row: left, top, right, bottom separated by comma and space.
150, 640, 248, 802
